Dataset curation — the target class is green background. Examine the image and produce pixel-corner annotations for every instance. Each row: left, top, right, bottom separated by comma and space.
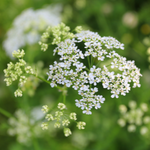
0, 0, 150, 150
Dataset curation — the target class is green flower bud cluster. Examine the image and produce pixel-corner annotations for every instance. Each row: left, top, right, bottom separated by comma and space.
21, 61, 47, 97
41, 105, 49, 113
4, 49, 34, 97
74, 26, 82, 33
118, 100, 150, 136
41, 103, 86, 137
39, 22, 75, 51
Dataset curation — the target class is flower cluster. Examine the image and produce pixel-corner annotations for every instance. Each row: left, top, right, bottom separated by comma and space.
118, 101, 150, 136
41, 103, 86, 137
44, 24, 142, 115
3, 4, 62, 58
7, 109, 42, 146
39, 22, 79, 51
4, 49, 34, 97
21, 61, 47, 97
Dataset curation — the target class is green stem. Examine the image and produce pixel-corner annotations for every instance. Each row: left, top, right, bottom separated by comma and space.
30, 123, 40, 150
32, 136, 40, 150
63, 86, 67, 104
0, 108, 13, 118
91, 55, 93, 67
87, 56, 91, 68
63, 94, 66, 104
32, 74, 63, 91
96, 61, 112, 69
84, 67, 90, 72
105, 64, 112, 68
22, 92, 30, 116
32, 73, 68, 104
33, 74, 51, 84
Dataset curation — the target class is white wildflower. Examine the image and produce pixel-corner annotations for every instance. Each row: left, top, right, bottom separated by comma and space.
41, 105, 49, 113
64, 128, 72, 137
46, 30, 142, 114
3, 5, 62, 58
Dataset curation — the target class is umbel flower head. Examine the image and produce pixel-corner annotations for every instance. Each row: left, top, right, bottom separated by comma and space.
4, 49, 34, 97
7, 109, 42, 146
3, 4, 62, 58
41, 23, 142, 115
41, 103, 86, 137
118, 101, 150, 136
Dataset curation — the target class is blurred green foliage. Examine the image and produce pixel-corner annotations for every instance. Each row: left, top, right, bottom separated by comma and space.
0, 0, 150, 150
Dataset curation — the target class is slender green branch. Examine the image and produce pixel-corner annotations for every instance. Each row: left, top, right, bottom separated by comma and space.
105, 64, 112, 68
96, 60, 112, 69
63, 86, 67, 104
33, 74, 51, 84
91, 55, 93, 67
32, 74, 63, 90
32, 73, 68, 104
87, 56, 91, 69
63, 93, 66, 104
0, 108, 13, 118
84, 67, 90, 72
96, 61, 101, 68
30, 122, 40, 150
32, 136, 40, 150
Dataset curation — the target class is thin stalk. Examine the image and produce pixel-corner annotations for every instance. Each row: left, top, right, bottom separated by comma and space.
33, 74, 50, 84
30, 122, 40, 150
32, 74, 63, 91
63, 86, 67, 104
84, 67, 90, 72
96, 60, 101, 68
96, 60, 112, 69
91, 55, 93, 67
63, 93, 66, 104
87, 56, 91, 68
32, 136, 40, 150
0, 108, 13, 118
